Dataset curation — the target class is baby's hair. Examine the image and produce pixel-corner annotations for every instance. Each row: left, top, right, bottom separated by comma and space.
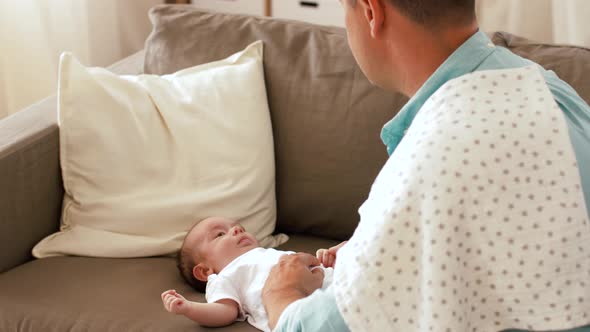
177, 221, 208, 293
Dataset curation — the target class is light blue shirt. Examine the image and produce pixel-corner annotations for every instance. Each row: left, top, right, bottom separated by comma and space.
381, 30, 590, 217
274, 30, 590, 332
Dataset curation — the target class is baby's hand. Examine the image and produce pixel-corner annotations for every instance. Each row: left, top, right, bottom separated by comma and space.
316, 241, 347, 268
161, 289, 189, 315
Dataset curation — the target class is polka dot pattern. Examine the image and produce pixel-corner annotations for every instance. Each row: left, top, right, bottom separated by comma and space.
334, 66, 590, 332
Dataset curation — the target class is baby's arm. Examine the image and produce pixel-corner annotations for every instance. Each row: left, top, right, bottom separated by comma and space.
316, 241, 347, 268
161, 290, 238, 327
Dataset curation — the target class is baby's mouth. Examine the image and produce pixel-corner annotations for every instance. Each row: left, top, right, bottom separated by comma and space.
238, 236, 252, 246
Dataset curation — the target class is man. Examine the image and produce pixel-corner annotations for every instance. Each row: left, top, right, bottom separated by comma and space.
263, 0, 590, 331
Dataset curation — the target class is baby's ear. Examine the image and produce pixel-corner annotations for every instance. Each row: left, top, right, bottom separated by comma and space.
193, 263, 214, 282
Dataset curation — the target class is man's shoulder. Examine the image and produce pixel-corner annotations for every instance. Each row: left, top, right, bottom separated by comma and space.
431, 65, 543, 108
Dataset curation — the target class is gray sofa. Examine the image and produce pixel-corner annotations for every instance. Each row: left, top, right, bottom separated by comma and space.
1, 5, 589, 332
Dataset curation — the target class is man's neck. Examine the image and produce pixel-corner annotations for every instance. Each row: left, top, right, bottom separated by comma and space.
395, 24, 479, 97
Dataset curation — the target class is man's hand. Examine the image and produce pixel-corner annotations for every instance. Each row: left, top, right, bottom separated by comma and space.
316, 240, 348, 268
262, 253, 325, 330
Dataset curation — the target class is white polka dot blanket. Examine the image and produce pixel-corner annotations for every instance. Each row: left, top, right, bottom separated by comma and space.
334, 66, 590, 332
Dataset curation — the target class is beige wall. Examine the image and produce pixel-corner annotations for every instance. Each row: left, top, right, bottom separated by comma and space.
476, 0, 590, 47
0, 0, 162, 120
3, 1, 589, 120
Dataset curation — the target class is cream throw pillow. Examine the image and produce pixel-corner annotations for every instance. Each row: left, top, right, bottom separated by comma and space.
33, 41, 287, 258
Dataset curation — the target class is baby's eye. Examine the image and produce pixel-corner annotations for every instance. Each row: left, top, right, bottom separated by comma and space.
216, 232, 225, 238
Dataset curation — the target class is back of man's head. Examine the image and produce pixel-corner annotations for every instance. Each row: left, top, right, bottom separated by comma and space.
387, 0, 476, 28
347, 0, 476, 29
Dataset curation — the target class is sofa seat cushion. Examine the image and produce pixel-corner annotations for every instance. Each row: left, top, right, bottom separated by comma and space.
0, 235, 339, 332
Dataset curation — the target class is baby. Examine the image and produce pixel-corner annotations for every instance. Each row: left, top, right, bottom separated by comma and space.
161, 216, 346, 332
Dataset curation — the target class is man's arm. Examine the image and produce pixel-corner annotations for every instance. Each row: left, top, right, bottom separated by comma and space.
273, 288, 350, 332
262, 253, 325, 330
263, 288, 306, 330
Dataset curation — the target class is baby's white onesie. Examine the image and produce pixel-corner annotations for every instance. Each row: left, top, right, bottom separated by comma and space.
205, 247, 333, 332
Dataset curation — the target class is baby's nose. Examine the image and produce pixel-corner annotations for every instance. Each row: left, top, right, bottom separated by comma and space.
231, 226, 244, 235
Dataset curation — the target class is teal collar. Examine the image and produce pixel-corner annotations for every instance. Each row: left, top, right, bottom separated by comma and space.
381, 30, 498, 155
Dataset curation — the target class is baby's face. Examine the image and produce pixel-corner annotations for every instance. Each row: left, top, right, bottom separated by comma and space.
189, 217, 259, 273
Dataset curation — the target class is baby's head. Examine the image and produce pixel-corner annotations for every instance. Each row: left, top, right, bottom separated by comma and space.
177, 216, 259, 292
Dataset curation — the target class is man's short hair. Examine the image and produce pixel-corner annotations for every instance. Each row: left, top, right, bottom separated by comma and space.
387, 0, 476, 28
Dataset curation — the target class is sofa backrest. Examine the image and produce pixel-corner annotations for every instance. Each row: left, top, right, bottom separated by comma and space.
144, 5, 590, 241
144, 6, 407, 240
491, 31, 590, 105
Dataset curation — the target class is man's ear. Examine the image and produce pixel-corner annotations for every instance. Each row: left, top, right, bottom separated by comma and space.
360, 0, 385, 38
193, 263, 214, 282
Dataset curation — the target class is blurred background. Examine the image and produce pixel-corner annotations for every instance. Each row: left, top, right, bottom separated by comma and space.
1, 0, 588, 120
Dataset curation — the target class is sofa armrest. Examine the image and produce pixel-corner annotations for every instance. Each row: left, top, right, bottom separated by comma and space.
0, 50, 146, 273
